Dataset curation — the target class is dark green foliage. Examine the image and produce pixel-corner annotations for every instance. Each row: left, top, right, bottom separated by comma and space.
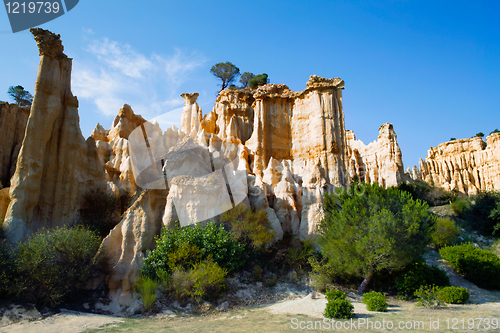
450, 138, 457, 141
0, 241, 14, 298
458, 191, 500, 236
249, 73, 269, 88
220, 203, 275, 249
476, 132, 485, 138
491, 129, 500, 135
439, 243, 500, 289
414, 285, 445, 308
141, 221, 247, 279
325, 288, 346, 301
210, 62, 240, 92
451, 199, 469, 215
324, 289, 354, 319
271, 233, 317, 273
438, 286, 469, 304
362, 291, 388, 311
7, 85, 33, 106
319, 182, 433, 293
308, 257, 337, 292
397, 181, 457, 206
394, 261, 450, 299
240, 72, 254, 87
79, 187, 120, 238
431, 217, 461, 248
13, 227, 104, 306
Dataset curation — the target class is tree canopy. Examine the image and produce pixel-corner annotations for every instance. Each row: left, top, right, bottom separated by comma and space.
249, 73, 269, 88
240, 72, 254, 87
210, 62, 240, 92
7, 85, 33, 106
318, 182, 433, 293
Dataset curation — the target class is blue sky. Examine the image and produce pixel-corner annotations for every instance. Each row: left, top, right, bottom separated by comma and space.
1, 0, 499, 169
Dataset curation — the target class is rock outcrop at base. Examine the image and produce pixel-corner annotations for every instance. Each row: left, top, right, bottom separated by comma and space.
410, 133, 500, 195
3, 28, 105, 243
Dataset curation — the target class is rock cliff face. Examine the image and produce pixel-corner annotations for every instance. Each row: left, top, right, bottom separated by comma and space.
346, 123, 405, 187
411, 133, 500, 195
3, 28, 105, 243
0, 103, 29, 188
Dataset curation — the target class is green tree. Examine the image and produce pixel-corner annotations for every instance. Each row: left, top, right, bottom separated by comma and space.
450, 138, 457, 141
476, 132, 485, 138
249, 73, 269, 88
318, 183, 433, 293
7, 85, 33, 106
210, 62, 240, 92
240, 72, 254, 87
490, 129, 500, 135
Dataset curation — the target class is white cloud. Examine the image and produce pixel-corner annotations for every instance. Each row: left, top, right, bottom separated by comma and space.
72, 35, 207, 119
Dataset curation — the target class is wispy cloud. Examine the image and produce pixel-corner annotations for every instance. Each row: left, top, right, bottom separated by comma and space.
73, 35, 207, 119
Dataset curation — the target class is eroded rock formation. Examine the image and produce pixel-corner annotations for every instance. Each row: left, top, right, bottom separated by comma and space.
346, 123, 405, 187
3, 28, 105, 243
411, 133, 500, 195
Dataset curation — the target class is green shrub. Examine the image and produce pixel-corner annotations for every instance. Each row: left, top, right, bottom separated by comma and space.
14, 226, 104, 306
0, 242, 14, 298
362, 291, 388, 312
79, 186, 120, 238
169, 269, 193, 301
431, 217, 461, 248
460, 191, 500, 236
188, 259, 227, 301
414, 285, 445, 309
451, 199, 469, 215
220, 203, 275, 249
438, 286, 469, 304
249, 73, 269, 88
137, 276, 159, 309
394, 261, 450, 299
439, 243, 500, 289
324, 299, 354, 319
325, 288, 347, 301
166, 243, 202, 271
397, 181, 457, 207
142, 221, 247, 279
308, 257, 336, 292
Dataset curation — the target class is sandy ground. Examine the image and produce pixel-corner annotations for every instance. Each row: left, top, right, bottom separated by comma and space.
0, 309, 123, 333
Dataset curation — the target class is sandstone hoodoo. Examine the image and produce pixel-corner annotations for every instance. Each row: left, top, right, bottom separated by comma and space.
3, 28, 106, 244
410, 133, 500, 195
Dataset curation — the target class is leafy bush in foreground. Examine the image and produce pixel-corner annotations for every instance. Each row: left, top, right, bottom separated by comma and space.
137, 276, 159, 309
394, 261, 450, 299
14, 226, 104, 306
142, 221, 247, 279
324, 289, 353, 319
438, 286, 469, 304
439, 243, 500, 289
414, 285, 445, 309
362, 291, 388, 312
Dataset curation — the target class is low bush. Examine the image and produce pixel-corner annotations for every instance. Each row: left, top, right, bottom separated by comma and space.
394, 261, 450, 299
325, 288, 346, 301
451, 199, 469, 215
137, 276, 159, 309
459, 191, 500, 236
169, 269, 193, 301
431, 217, 461, 248
142, 221, 247, 279
188, 258, 227, 301
438, 286, 469, 304
308, 257, 336, 292
0, 242, 14, 298
414, 285, 445, 309
220, 203, 275, 249
397, 181, 457, 207
439, 243, 500, 289
14, 226, 104, 306
362, 291, 388, 312
324, 291, 354, 319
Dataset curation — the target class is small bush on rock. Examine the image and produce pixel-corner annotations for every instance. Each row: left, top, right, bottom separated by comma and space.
438, 286, 469, 304
188, 258, 228, 301
137, 276, 159, 309
362, 291, 388, 312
